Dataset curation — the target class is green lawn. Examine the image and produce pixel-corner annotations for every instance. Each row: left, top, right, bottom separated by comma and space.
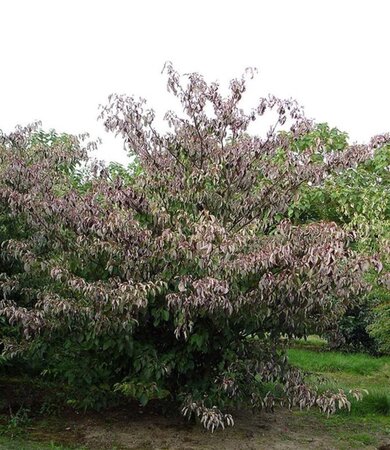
288, 339, 390, 417
287, 347, 390, 375
0, 437, 85, 450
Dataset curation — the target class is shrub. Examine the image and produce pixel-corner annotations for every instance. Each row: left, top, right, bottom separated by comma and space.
0, 66, 386, 427
290, 135, 390, 354
368, 300, 390, 354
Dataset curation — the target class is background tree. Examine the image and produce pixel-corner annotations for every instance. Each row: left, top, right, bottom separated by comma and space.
289, 125, 390, 353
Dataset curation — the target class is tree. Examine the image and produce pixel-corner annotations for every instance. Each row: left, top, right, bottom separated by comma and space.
290, 127, 390, 353
0, 66, 385, 428
0, 125, 93, 366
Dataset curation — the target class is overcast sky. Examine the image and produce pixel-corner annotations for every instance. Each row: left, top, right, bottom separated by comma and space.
1, 0, 389, 164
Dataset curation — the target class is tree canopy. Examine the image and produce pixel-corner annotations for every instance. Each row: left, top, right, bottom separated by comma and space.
1, 66, 388, 428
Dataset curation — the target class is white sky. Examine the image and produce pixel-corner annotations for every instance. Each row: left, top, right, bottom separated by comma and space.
1, 0, 389, 165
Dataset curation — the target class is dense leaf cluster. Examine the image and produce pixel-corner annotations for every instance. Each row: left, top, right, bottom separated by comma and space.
290, 128, 390, 353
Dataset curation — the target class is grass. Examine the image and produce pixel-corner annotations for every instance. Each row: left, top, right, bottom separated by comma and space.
288, 337, 390, 417
287, 347, 390, 375
0, 436, 86, 450
292, 410, 389, 449
0, 427, 89, 450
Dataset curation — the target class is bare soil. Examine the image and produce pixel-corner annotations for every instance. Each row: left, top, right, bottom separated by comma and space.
24, 408, 390, 450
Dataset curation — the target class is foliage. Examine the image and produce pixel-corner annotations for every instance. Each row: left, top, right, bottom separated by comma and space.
368, 300, 390, 353
0, 406, 31, 438
0, 126, 95, 371
327, 301, 379, 353
290, 130, 390, 353
0, 66, 387, 428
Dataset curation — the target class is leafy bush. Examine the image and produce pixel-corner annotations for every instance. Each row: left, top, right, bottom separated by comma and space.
368, 300, 390, 353
326, 301, 378, 353
0, 67, 386, 427
291, 133, 390, 354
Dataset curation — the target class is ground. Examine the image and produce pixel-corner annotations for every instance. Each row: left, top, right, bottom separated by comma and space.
0, 408, 389, 450
1, 338, 389, 450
